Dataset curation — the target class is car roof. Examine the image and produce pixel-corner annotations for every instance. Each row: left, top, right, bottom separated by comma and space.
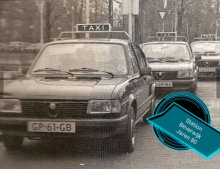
191, 41, 220, 45
141, 41, 189, 46
46, 39, 131, 46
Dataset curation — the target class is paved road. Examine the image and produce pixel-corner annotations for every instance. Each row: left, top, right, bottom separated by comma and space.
0, 81, 220, 169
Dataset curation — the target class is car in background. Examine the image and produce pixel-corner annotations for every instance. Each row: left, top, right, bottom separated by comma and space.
0, 59, 23, 81
0, 42, 7, 52
141, 33, 198, 93
7, 41, 25, 53
191, 39, 220, 78
0, 25, 155, 153
0, 42, 9, 52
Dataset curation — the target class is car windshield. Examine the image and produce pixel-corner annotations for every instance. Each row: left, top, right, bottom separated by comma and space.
142, 44, 191, 62
191, 42, 220, 54
31, 43, 127, 75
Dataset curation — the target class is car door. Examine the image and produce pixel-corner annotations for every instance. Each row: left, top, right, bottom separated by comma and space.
131, 43, 151, 118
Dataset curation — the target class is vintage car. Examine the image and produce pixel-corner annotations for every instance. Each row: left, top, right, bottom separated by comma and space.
0, 28, 155, 153
191, 40, 220, 78
141, 38, 198, 93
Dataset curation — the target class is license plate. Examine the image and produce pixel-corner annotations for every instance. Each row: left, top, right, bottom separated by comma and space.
199, 68, 215, 72
155, 81, 173, 87
27, 121, 75, 133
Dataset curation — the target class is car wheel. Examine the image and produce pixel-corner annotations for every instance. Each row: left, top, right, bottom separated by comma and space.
3, 136, 23, 151
119, 107, 135, 153
143, 97, 155, 123
189, 84, 197, 94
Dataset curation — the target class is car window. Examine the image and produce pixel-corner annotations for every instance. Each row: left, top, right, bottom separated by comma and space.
129, 44, 139, 74
31, 43, 128, 75
133, 44, 147, 68
191, 42, 220, 54
142, 44, 191, 61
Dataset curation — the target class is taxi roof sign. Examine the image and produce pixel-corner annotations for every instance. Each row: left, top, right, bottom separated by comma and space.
57, 31, 131, 41
76, 23, 111, 32
201, 34, 216, 38
157, 32, 177, 37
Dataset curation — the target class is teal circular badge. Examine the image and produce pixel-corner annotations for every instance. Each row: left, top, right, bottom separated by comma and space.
152, 92, 211, 150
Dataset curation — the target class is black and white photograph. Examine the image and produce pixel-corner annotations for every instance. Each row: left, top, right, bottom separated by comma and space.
0, 0, 220, 169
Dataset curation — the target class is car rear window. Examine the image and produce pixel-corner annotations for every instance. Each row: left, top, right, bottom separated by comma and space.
142, 44, 191, 61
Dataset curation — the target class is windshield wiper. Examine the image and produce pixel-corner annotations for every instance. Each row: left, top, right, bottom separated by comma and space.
159, 57, 189, 62
69, 68, 114, 78
159, 57, 177, 62
203, 51, 220, 56
174, 58, 190, 62
204, 51, 216, 54
147, 57, 162, 62
33, 67, 74, 76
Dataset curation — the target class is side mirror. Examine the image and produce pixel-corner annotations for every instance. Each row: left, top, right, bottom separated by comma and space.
21, 66, 29, 74
195, 55, 201, 61
140, 67, 151, 76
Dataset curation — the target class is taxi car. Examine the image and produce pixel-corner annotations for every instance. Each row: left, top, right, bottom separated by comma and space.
141, 33, 198, 93
0, 24, 155, 153
191, 35, 220, 78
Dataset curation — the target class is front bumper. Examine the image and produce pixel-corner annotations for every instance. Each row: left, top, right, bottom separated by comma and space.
154, 78, 196, 91
0, 115, 128, 139
198, 67, 219, 77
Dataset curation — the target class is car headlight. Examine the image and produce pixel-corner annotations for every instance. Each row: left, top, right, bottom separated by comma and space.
87, 100, 121, 114
178, 70, 194, 78
0, 99, 22, 113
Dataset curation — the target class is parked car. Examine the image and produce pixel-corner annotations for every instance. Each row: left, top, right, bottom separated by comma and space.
0, 59, 23, 80
191, 40, 220, 78
0, 42, 9, 52
141, 36, 198, 93
7, 41, 27, 53
0, 42, 7, 52
0, 29, 155, 152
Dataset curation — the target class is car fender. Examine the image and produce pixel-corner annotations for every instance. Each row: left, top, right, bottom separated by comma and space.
128, 94, 137, 118
149, 82, 156, 97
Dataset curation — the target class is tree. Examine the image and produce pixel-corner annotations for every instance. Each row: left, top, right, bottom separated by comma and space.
44, 0, 67, 42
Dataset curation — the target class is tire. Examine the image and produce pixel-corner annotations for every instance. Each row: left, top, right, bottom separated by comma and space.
189, 83, 197, 94
143, 96, 155, 123
3, 136, 23, 151
119, 107, 136, 153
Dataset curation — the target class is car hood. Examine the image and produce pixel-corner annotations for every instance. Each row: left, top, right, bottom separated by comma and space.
3, 76, 125, 100
148, 62, 193, 71
194, 52, 220, 61
200, 55, 220, 61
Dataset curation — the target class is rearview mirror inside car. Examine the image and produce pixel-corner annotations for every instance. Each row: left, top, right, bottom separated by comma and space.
140, 67, 151, 76
195, 55, 201, 61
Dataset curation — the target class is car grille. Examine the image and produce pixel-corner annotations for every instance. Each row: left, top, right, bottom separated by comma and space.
197, 61, 219, 67
21, 100, 88, 118
152, 71, 177, 80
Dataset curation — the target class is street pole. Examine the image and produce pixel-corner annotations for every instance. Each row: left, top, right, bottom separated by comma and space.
109, 0, 113, 27
71, 5, 74, 39
186, 23, 189, 42
36, 0, 44, 44
86, 0, 90, 38
128, 0, 133, 40
174, 0, 178, 34
216, 20, 218, 40
162, 21, 165, 32
129, 14, 132, 40
40, 0, 44, 44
